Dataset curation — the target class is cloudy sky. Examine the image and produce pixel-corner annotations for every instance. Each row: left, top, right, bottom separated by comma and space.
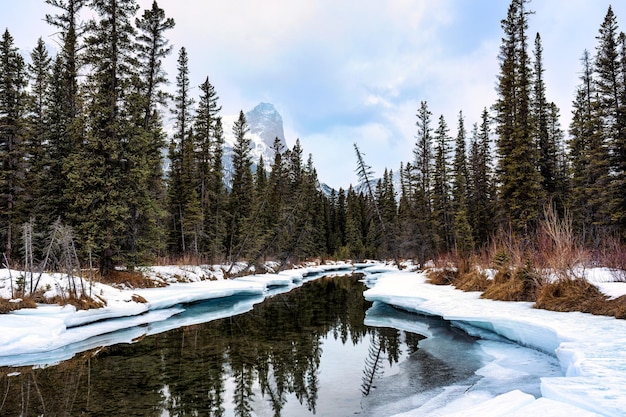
2, 0, 626, 188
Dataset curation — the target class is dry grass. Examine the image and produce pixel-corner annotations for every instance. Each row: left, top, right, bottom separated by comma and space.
483, 264, 543, 302
426, 268, 458, 285
455, 269, 491, 292
98, 270, 164, 288
534, 278, 614, 316
0, 297, 37, 313
52, 294, 106, 310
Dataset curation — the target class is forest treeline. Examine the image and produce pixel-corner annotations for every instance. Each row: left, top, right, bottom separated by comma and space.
0, 0, 625, 275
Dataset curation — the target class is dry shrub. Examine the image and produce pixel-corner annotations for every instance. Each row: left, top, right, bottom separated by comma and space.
98, 270, 162, 288
0, 297, 37, 313
535, 278, 611, 315
608, 295, 626, 319
535, 206, 588, 280
131, 294, 148, 303
54, 295, 106, 311
481, 264, 541, 302
595, 237, 626, 282
456, 269, 491, 292
426, 268, 458, 285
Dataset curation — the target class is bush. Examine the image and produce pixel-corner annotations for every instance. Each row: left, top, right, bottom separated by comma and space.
0, 297, 37, 314
534, 278, 612, 316
426, 268, 458, 285
456, 269, 491, 292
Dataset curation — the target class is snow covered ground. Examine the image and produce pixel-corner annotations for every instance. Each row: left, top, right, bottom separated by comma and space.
363, 270, 626, 417
0, 263, 354, 367
1, 262, 625, 416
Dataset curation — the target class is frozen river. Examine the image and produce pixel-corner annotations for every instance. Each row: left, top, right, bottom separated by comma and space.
0, 273, 561, 416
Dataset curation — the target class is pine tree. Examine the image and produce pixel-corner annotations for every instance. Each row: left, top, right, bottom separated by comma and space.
44, 1, 87, 226
569, 50, 611, 240
451, 111, 473, 254
468, 108, 496, 247
195, 76, 222, 250
432, 115, 454, 252
414, 101, 433, 212
0, 29, 27, 260
409, 101, 436, 260
532, 33, 559, 206
205, 117, 227, 262
65, 0, 140, 274
121, 1, 174, 266
135, 0, 175, 129
494, 0, 543, 235
227, 111, 254, 261
167, 47, 197, 255
45, 0, 87, 121
23, 38, 52, 227
592, 6, 623, 236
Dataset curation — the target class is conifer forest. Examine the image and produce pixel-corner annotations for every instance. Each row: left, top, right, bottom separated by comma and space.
1, 0, 626, 275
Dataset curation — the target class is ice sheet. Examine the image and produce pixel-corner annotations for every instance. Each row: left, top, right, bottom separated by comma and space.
364, 271, 626, 416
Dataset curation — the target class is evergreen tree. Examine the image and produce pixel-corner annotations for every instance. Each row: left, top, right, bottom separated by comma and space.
227, 111, 254, 261
205, 117, 227, 262
468, 108, 496, 247
593, 7, 626, 236
195, 76, 222, 250
23, 38, 52, 226
167, 47, 197, 255
532, 33, 560, 206
494, 0, 543, 234
44, 0, 87, 226
135, 0, 175, 129
344, 187, 365, 259
0, 29, 27, 260
569, 50, 611, 240
432, 115, 454, 252
409, 101, 436, 261
123, 1, 174, 266
45, 0, 87, 121
451, 111, 474, 254
65, 0, 140, 274
414, 101, 433, 212
594, 6, 626, 235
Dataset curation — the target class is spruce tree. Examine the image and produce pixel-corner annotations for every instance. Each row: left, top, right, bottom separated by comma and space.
410, 101, 436, 260
205, 117, 227, 262
432, 115, 454, 252
65, 0, 140, 274
45, 0, 87, 121
451, 111, 474, 254
468, 108, 495, 247
532, 33, 559, 206
44, 1, 87, 226
569, 50, 611, 240
227, 111, 254, 261
24, 38, 52, 226
135, 0, 175, 128
591, 6, 624, 236
0, 29, 27, 260
167, 47, 197, 255
494, 0, 543, 234
195, 76, 222, 249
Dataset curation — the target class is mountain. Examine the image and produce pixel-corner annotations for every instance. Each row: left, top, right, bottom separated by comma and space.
222, 102, 287, 186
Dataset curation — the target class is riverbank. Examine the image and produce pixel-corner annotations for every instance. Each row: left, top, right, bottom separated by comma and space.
0, 263, 356, 366
364, 271, 626, 417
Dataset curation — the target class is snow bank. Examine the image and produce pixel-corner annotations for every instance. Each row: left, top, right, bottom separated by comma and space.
364, 271, 626, 417
0, 263, 355, 367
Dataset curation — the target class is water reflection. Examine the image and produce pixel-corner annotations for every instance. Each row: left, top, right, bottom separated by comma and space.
0, 275, 478, 416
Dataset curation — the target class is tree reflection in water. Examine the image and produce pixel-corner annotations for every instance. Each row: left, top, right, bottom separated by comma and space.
0, 274, 425, 416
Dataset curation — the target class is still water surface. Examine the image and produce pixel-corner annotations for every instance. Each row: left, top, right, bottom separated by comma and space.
0, 274, 496, 416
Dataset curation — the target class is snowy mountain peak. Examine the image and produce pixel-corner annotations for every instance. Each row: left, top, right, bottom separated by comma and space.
244, 102, 287, 152
221, 102, 288, 186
